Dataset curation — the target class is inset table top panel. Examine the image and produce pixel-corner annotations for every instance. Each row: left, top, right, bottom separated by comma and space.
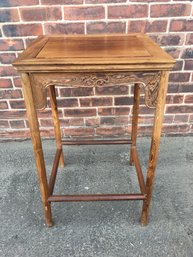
13, 34, 175, 71
36, 36, 151, 59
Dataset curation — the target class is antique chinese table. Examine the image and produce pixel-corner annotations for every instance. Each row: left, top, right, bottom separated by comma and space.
13, 34, 175, 226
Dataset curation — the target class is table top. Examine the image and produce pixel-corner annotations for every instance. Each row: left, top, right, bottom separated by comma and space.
13, 34, 175, 72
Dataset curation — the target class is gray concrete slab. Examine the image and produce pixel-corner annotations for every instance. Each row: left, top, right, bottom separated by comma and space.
0, 137, 193, 257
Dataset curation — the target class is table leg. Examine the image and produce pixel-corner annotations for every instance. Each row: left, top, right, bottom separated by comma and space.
130, 83, 140, 166
21, 73, 52, 227
48, 85, 64, 167
140, 71, 169, 226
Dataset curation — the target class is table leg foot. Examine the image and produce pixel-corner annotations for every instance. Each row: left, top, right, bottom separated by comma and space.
140, 206, 148, 226
44, 203, 53, 227
59, 150, 65, 167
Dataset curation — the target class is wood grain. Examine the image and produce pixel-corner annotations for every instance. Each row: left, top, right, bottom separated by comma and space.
21, 73, 52, 227
140, 71, 169, 226
12, 34, 175, 226
48, 85, 64, 167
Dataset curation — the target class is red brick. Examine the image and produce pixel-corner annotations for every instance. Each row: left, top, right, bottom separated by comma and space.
0, 79, 13, 89
128, 20, 146, 33
164, 115, 174, 124
57, 98, 78, 108
166, 95, 184, 104
0, 130, 31, 139
85, 118, 100, 127
165, 47, 181, 59
0, 89, 22, 99
0, 110, 26, 119
0, 120, 9, 128
162, 124, 189, 133
100, 116, 129, 125
184, 94, 193, 103
64, 6, 105, 20
95, 85, 129, 95
80, 97, 112, 107
64, 127, 94, 136
0, 66, 18, 77
151, 4, 191, 17
0, 53, 16, 64
44, 23, 84, 34
189, 114, 193, 123
3, 24, 43, 37
20, 7, 62, 22
98, 107, 130, 116
96, 126, 126, 136
170, 20, 193, 32
145, 20, 168, 33
159, 34, 184, 46
173, 114, 189, 123
169, 73, 190, 83
40, 119, 53, 127
186, 33, 193, 45
129, 20, 168, 34
13, 77, 22, 88
64, 108, 96, 117
138, 115, 154, 124
42, 0, 82, 4
172, 60, 183, 71
60, 87, 94, 97
10, 120, 26, 129
0, 0, 39, 7
184, 60, 193, 70
0, 9, 19, 22
38, 109, 62, 119
130, 0, 169, 1
181, 48, 193, 59
150, 35, 183, 47
139, 106, 154, 115
114, 97, 133, 106
86, 0, 126, 2
179, 84, 193, 93
166, 105, 193, 114
41, 118, 84, 127
0, 101, 8, 109
108, 5, 148, 19
9, 100, 25, 109
25, 38, 37, 47
137, 125, 153, 136
0, 39, 24, 51
87, 22, 126, 34
60, 118, 84, 127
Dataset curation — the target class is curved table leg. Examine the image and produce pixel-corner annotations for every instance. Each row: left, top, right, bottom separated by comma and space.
140, 71, 169, 226
130, 83, 140, 166
21, 73, 52, 227
48, 85, 64, 167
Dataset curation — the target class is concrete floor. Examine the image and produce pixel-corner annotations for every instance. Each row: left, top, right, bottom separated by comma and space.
0, 137, 193, 257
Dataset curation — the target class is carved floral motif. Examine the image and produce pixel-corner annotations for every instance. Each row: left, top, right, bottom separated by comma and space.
30, 71, 162, 110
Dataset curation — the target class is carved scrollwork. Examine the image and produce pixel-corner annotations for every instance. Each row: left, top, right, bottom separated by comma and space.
30, 71, 162, 110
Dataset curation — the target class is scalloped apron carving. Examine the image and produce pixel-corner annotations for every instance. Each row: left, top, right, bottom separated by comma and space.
29, 71, 162, 110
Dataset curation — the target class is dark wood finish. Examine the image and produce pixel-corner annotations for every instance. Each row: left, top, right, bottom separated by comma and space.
48, 148, 62, 196
12, 34, 175, 227
132, 147, 146, 195
48, 85, 64, 167
130, 83, 140, 166
62, 139, 132, 145
48, 194, 146, 202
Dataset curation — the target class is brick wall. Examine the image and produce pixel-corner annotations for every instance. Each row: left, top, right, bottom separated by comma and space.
0, 0, 193, 140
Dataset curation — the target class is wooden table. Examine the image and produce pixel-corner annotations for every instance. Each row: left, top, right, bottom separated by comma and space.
13, 34, 175, 227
